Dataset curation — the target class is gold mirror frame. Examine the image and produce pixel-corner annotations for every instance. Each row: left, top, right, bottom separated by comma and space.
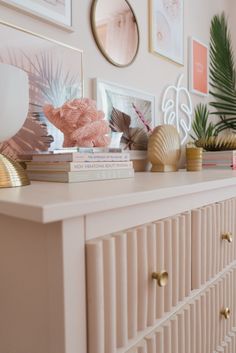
90, 0, 140, 67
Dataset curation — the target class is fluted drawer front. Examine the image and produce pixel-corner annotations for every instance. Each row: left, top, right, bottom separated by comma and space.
127, 306, 191, 353
137, 268, 236, 353
218, 199, 235, 271
86, 212, 191, 353
192, 199, 236, 290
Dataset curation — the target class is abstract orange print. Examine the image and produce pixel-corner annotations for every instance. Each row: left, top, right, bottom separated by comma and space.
193, 40, 208, 95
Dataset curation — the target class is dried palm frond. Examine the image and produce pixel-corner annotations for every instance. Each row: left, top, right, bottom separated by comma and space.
110, 107, 148, 150
24, 51, 80, 110
195, 133, 236, 151
127, 128, 149, 150
0, 115, 53, 160
132, 103, 153, 133
109, 108, 131, 136
0, 49, 80, 111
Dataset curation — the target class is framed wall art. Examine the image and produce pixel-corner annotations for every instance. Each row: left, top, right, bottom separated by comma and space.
94, 79, 156, 150
149, 0, 184, 65
0, 20, 83, 160
0, 0, 72, 30
189, 37, 209, 96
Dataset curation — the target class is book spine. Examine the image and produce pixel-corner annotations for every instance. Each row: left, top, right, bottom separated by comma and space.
73, 153, 130, 162
203, 151, 236, 155
27, 161, 133, 171
203, 154, 234, 159
33, 153, 130, 162
202, 159, 233, 164
70, 161, 132, 170
69, 169, 134, 182
202, 165, 233, 169
53, 147, 122, 153
202, 163, 233, 167
28, 168, 135, 183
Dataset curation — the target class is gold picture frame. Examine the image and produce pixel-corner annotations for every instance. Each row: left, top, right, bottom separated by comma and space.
90, 0, 140, 67
0, 20, 84, 158
149, 0, 184, 65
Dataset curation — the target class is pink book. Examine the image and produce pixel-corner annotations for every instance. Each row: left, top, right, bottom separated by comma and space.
32, 152, 130, 162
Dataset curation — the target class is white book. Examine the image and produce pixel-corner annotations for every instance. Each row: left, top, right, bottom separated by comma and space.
203, 150, 236, 154
27, 168, 135, 183
202, 159, 232, 164
129, 150, 147, 160
203, 150, 236, 160
52, 147, 123, 153
32, 152, 130, 162
26, 161, 133, 172
203, 165, 235, 169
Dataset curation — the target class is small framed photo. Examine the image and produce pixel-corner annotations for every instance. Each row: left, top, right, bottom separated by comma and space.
149, 0, 184, 65
94, 79, 156, 150
0, 0, 72, 30
189, 37, 209, 96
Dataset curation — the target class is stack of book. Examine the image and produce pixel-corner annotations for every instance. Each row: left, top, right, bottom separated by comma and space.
25, 148, 134, 183
202, 150, 236, 170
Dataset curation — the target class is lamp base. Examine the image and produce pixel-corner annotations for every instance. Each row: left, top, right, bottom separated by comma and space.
0, 154, 30, 188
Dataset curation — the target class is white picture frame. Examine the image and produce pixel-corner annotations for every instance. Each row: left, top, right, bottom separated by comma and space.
189, 37, 209, 97
94, 78, 156, 127
0, 0, 72, 30
94, 78, 156, 151
149, 0, 184, 65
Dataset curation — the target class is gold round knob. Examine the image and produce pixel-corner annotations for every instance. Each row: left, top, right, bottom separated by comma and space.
221, 307, 231, 319
222, 232, 233, 243
152, 271, 168, 287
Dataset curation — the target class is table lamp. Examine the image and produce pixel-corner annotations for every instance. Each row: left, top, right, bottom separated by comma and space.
0, 63, 30, 188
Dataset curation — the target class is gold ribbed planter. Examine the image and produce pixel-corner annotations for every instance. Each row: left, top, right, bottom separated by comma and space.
0, 154, 30, 188
186, 147, 203, 171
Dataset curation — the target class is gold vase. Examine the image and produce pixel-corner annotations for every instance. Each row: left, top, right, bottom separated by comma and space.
147, 125, 181, 172
186, 147, 203, 171
0, 154, 30, 188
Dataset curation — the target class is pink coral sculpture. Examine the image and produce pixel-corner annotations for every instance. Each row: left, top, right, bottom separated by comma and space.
43, 98, 111, 147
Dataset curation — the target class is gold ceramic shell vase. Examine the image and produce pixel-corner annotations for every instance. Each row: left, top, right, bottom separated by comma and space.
148, 125, 181, 172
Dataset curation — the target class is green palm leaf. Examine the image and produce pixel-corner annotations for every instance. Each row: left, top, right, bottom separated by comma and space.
191, 103, 216, 141
210, 13, 236, 128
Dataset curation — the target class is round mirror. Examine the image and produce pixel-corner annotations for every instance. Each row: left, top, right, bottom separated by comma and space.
91, 0, 139, 67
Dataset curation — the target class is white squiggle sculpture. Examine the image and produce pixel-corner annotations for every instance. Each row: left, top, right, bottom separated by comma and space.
161, 74, 193, 144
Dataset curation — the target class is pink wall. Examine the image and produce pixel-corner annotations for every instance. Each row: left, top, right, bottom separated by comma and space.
0, 0, 230, 128
227, 1, 236, 55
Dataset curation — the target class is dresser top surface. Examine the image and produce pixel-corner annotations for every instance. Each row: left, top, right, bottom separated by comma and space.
1, 169, 236, 223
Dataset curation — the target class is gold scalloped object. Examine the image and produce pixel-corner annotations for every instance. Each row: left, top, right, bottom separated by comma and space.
147, 125, 181, 172
196, 134, 236, 151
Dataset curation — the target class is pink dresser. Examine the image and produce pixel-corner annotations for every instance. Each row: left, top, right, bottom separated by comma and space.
1, 170, 236, 353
